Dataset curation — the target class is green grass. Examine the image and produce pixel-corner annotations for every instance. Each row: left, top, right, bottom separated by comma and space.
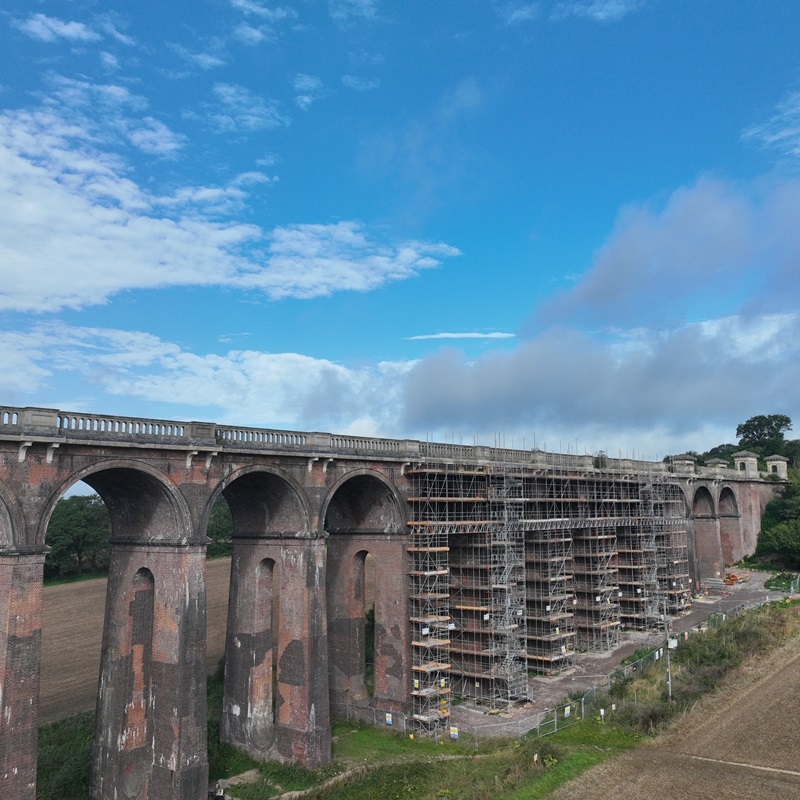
38, 602, 800, 800
765, 572, 798, 591
227, 720, 640, 800
37, 712, 94, 800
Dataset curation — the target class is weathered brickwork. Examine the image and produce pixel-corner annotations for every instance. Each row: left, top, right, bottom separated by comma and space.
0, 553, 45, 798
0, 407, 784, 799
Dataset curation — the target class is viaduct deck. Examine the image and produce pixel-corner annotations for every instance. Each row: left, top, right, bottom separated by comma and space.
0, 406, 783, 799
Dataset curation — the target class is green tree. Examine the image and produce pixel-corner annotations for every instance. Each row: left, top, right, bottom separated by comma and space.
756, 469, 800, 568
45, 494, 111, 580
699, 443, 738, 464
736, 414, 792, 455
761, 520, 800, 568
207, 497, 233, 558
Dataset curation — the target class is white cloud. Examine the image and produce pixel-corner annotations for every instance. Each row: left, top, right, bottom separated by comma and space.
48, 74, 147, 112
292, 74, 324, 110
6, 310, 799, 457
329, 0, 378, 22
0, 103, 459, 312
553, 0, 644, 22
100, 52, 120, 71
209, 83, 290, 132
499, 4, 540, 25
96, 15, 136, 46
0, 323, 411, 435
241, 222, 461, 299
293, 74, 322, 93
126, 117, 187, 157
229, 0, 297, 20
343, 75, 380, 91
232, 24, 268, 45
170, 43, 227, 70
406, 332, 516, 341
12, 13, 101, 43
744, 89, 800, 160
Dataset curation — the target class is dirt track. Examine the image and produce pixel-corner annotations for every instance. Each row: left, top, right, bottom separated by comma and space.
40, 558, 231, 724
549, 633, 800, 800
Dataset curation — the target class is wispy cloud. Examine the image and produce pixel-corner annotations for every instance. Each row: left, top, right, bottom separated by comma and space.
0, 103, 459, 312
357, 77, 485, 217
242, 222, 461, 299
406, 332, 516, 341
229, 0, 297, 20
127, 117, 187, 157
292, 74, 324, 110
553, 0, 644, 22
343, 75, 380, 91
208, 82, 290, 132
169, 43, 227, 70
26, 74, 185, 160
329, 0, 378, 22
96, 15, 136, 46
12, 13, 101, 43
498, 3, 540, 25
744, 89, 800, 160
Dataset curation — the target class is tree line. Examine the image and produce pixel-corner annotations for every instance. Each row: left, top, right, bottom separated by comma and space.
44, 494, 233, 581
683, 413, 800, 571
683, 413, 800, 468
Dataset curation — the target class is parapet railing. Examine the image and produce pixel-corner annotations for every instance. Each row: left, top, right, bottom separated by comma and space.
0, 405, 758, 478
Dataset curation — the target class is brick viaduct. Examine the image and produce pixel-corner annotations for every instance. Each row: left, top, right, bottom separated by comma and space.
0, 407, 782, 799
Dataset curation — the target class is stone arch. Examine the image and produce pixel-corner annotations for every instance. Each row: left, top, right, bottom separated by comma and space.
39, 460, 191, 546
691, 484, 723, 581
213, 467, 310, 537
219, 469, 327, 767
692, 485, 716, 518
718, 486, 742, 565
0, 479, 24, 547
323, 470, 405, 535
325, 471, 408, 723
664, 483, 691, 517
719, 486, 738, 516
58, 462, 209, 799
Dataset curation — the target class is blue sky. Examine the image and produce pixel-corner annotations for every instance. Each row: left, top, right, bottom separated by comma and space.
2, 0, 800, 459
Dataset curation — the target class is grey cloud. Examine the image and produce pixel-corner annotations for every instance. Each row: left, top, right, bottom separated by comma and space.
401, 313, 800, 443
537, 177, 800, 330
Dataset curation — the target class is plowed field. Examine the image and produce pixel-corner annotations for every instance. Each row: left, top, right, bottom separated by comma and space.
549, 633, 800, 800
40, 558, 231, 724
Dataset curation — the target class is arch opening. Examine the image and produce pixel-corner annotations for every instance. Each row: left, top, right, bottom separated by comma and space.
325, 473, 402, 535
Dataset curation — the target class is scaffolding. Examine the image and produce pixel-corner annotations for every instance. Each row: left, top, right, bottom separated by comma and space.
407, 516, 452, 733
405, 457, 692, 734
485, 467, 528, 702
524, 521, 575, 673
408, 465, 528, 715
572, 523, 620, 650
652, 483, 692, 616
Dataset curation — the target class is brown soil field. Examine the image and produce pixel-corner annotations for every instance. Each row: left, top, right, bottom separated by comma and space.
549, 632, 800, 800
40, 557, 231, 724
